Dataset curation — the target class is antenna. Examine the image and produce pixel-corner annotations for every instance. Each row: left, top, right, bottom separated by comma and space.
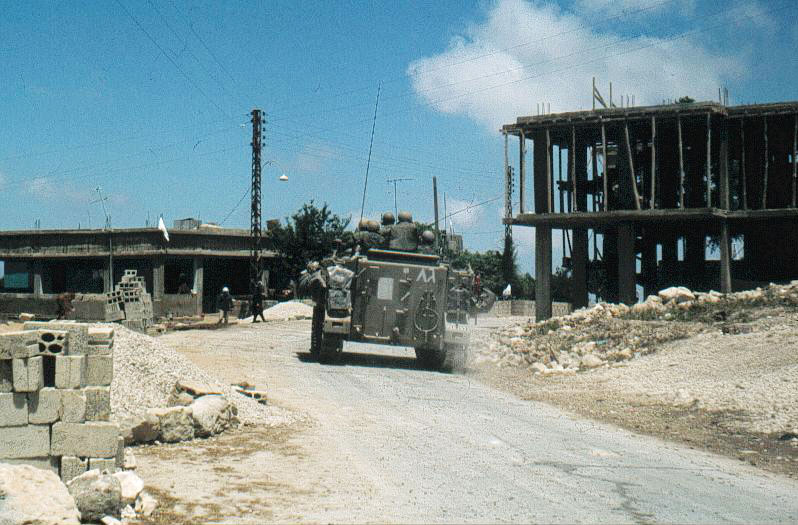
91, 187, 111, 228
386, 177, 413, 217
359, 82, 381, 223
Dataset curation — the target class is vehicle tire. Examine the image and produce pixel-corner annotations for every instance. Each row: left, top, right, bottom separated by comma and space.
444, 342, 466, 371
414, 346, 447, 370
310, 304, 324, 358
319, 332, 343, 364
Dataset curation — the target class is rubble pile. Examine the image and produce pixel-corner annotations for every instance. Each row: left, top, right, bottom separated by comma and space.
474, 283, 798, 375
111, 325, 274, 426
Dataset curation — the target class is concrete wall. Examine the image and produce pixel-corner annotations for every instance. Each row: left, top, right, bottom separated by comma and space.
0, 293, 106, 321
491, 300, 572, 318
156, 294, 202, 318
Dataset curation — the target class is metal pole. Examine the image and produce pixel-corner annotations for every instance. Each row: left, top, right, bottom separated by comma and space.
433, 176, 440, 252
706, 114, 712, 207
250, 109, 262, 287
601, 123, 608, 211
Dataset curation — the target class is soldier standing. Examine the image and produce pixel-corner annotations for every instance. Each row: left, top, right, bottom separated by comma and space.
216, 286, 233, 324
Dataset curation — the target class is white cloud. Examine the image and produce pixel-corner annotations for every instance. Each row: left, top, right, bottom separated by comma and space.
27, 177, 57, 198
445, 197, 485, 230
407, 0, 746, 131
574, 0, 695, 17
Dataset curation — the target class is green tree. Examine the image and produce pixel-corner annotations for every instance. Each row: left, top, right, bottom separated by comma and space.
268, 201, 350, 289
450, 249, 505, 295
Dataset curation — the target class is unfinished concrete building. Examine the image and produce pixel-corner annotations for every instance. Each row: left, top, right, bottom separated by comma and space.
502, 101, 798, 320
0, 222, 276, 319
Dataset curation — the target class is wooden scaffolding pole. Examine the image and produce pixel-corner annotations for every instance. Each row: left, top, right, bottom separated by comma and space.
601, 123, 609, 211
706, 114, 712, 207
571, 125, 577, 212
741, 120, 747, 210
624, 121, 642, 211
546, 128, 553, 213
678, 114, 685, 208
762, 117, 769, 209
650, 116, 656, 209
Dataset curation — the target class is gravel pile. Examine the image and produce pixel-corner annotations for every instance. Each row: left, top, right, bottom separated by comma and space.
111, 325, 282, 425
243, 300, 314, 322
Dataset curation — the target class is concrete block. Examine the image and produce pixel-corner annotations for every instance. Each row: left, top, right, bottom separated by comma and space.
88, 326, 114, 342
25, 322, 90, 355
88, 457, 116, 473
2, 456, 60, 474
0, 331, 38, 360
28, 387, 62, 424
0, 361, 13, 392
0, 425, 50, 458
60, 456, 88, 482
84, 355, 113, 386
12, 356, 43, 392
32, 329, 68, 356
0, 392, 28, 426
85, 386, 111, 421
51, 422, 120, 457
55, 355, 85, 389
61, 390, 86, 423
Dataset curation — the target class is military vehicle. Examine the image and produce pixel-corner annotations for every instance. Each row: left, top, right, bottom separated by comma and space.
300, 211, 472, 369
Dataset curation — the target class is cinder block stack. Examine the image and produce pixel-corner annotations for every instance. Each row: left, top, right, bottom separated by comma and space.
103, 269, 155, 330
0, 322, 121, 482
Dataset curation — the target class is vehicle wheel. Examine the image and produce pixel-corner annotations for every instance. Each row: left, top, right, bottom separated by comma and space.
444, 342, 467, 371
414, 346, 447, 370
319, 332, 343, 363
310, 304, 324, 358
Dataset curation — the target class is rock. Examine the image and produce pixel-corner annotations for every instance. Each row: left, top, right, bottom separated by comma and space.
658, 286, 695, 303
530, 362, 546, 374
134, 492, 157, 517
18, 312, 35, 321
119, 413, 160, 445
148, 406, 194, 442
175, 379, 222, 398
100, 517, 121, 525
169, 391, 195, 407
112, 471, 144, 505
66, 469, 122, 522
191, 395, 234, 437
580, 354, 605, 369
0, 463, 80, 525
235, 388, 268, 404
123, 449, 137, 470
672, 388, 699, 408
121, 504, 136, 519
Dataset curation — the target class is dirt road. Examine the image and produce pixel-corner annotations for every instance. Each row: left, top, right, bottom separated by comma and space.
136, 319, 798, 523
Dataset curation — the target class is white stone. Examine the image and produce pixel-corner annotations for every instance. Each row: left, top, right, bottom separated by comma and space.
121, 504, 136, 519
67, 469, 122, 522
148, 406, 194, 442
100, 516, 122, 525
113, 471, 144, 505
134, 491, 157, 517
658, 286, 695, 303
123, 449, 137, 470
191, 395, 234, 437
0, 463, 80, 524
580, 354, 605, 369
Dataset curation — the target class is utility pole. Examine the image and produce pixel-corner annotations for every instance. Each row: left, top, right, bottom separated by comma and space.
250, 108, 263, 290
386, 177, 413, 217
93, 187, 112, 291
432, 176, 440, 252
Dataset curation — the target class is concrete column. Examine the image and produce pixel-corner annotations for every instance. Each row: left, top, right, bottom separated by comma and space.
535, 226, 552, 321
617, 223, 637, 305
101, 258, 112, 293
719, 222, 732, 293
571, 228, 588, 309
152, 256, 165, 301
32, 262, 43, 297
192, 257, 204, 295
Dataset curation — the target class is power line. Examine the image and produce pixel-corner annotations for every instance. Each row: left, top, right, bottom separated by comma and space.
114, 0, 231, 118
219, 186, 250, 226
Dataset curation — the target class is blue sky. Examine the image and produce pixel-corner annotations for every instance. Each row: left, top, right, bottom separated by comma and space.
1, 0, 795, 273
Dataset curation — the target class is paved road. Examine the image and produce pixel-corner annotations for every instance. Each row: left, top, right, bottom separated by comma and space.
152, 319, 798, 523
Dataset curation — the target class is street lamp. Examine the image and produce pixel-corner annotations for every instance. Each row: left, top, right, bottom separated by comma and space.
265, 159, 289, 181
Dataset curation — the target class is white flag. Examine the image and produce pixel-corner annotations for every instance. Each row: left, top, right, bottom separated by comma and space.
158, 216, 170, 242
502, 284, 512, 297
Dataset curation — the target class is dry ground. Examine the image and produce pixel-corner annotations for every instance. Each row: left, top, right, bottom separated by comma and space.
469, 309, 798, 479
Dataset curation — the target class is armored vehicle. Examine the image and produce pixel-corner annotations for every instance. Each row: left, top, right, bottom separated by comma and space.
300, 212, 469, 369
